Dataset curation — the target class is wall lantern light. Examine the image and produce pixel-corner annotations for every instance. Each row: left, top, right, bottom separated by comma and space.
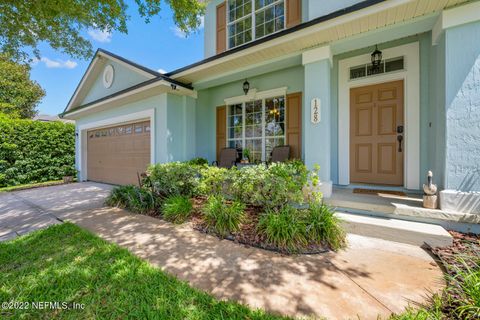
243, 79, 250, 95
371, 45, 383, 68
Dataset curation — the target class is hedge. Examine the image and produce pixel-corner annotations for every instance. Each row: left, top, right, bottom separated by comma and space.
0, 114, 75, 187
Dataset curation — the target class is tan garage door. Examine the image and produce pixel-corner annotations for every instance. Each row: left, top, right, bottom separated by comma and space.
87, 120, 151, 185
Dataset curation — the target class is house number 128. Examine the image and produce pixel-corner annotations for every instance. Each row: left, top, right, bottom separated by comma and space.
311, 98, 321, 124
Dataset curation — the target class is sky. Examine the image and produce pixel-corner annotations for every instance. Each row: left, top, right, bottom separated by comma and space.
30, 2, 204, 116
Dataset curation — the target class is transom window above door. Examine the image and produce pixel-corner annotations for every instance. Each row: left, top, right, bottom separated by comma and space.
227, 0, 285, 49
227, 95, 286, 162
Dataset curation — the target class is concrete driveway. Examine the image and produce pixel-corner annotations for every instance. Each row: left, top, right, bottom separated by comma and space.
0, 182, 113, 241
0, 182, 445, 319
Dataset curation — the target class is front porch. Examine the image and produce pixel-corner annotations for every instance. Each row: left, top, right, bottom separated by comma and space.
326, 186, 480, 234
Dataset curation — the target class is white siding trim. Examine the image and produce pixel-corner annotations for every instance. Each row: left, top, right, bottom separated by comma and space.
77, 109, 156, 181
432, 1, 480, 45
302, 45, 332, 66
64, 80, 196, 119
65, 56, 100, 112
224, 86, 287, 104
338, 42, 420, 190
97, 52, 157, 79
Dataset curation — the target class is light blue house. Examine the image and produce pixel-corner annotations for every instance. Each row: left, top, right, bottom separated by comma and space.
62, 0, 480, 214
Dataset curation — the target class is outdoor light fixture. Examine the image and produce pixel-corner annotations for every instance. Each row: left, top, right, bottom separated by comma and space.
171, 84, 177, 90
371, 45, 383, 68
243, 79, 250, 95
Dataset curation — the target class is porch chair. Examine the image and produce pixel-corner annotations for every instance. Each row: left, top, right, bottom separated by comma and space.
212, 148, 238, 168
270, 145, 291, 163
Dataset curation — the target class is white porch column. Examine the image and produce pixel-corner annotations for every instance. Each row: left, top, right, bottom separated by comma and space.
302, 46, 333, 198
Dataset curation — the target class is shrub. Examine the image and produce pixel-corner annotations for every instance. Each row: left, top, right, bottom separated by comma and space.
105, 185, 156, 214
147, 162, 200, 198
303, 164, 323, 203
197, 166, 231, 196
186, 157, 208, 166
449, 259, 480, 319
0, 114, 75, 187
203, 195, 245, 237
258, 206, 307, 251
304, 202, 346, 250
162, 195, 193, 223
229, 161, 308, 209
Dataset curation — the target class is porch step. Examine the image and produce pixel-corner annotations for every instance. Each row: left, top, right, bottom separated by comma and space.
337, 211, 453, 248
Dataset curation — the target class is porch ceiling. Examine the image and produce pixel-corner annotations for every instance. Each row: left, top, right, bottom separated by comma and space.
169, 0, 469, 85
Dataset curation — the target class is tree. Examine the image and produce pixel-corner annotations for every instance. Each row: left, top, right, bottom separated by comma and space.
0, 0, 205, 62
0, 55, 45, 119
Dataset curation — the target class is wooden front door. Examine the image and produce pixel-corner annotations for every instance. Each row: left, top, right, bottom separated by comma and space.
350, 80, 404, 186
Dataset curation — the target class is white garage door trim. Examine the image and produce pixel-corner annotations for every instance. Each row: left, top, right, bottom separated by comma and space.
77, 109, 155, 181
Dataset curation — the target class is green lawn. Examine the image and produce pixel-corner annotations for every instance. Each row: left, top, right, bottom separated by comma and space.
0, 180, 66, 193
0, 223, 287, 320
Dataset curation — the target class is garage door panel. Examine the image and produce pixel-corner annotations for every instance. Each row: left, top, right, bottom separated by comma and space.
87, 120, 150, 185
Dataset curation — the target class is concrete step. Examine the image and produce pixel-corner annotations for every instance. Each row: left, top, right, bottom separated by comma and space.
337, 211, 453, 248
325, 188, 480, 234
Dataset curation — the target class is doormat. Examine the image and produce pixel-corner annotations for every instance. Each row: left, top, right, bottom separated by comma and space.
353, 188, 407, 197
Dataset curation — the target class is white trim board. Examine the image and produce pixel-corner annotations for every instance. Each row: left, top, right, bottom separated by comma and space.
64, 80, 197, 119
338, 42, 420, 190
432, 1, 480, 45
223, 87, 288, 106
224, 87, 287, 105
77, 109, 156, 181
65, 51, 158, 113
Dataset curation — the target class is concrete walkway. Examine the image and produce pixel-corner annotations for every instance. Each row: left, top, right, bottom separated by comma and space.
0, 183, 445, 319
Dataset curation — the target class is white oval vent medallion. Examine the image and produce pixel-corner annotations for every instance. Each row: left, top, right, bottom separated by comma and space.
103, 64, 114, 88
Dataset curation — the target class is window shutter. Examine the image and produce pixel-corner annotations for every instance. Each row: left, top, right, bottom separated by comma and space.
286, 0, 302, 28
216, 2, 227, 54
216, 106, 226, 160
286, 92, 302, 159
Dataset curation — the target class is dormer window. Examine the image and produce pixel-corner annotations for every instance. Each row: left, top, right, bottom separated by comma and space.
227, 0, 285, 49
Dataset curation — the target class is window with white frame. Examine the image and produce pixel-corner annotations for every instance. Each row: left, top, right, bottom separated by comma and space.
227, 0, 285, 49
349, 56, 405, 80
227, 95, 286, 162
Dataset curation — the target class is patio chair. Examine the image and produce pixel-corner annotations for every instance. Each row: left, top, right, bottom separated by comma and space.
270, 145, 290, 163
212, 148, 238, 168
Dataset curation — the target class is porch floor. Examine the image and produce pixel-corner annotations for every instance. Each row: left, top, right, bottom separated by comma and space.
325, 187, 480, 229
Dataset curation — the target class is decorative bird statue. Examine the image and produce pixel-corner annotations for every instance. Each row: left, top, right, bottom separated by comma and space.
423, 170, 437, 196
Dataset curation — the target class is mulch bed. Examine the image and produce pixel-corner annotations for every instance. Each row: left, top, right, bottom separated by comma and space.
430, 231, 480, 276
190, 196, 330, 255
423, 230, 480, 317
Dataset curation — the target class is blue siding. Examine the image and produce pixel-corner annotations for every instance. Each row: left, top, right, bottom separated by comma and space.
306, 0, 363, 20
81, 60, 150, 105
444, 21, 480, 191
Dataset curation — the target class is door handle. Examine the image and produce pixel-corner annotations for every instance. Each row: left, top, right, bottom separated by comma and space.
397, 135, 403, 152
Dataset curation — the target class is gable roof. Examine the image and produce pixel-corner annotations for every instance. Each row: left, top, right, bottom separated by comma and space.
62, 49, 193, 115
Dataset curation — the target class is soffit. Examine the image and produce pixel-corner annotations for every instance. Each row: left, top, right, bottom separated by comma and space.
170, 0, 469, 84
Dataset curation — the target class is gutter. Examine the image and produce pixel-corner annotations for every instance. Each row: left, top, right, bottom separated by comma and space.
60, 78, 195, 118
